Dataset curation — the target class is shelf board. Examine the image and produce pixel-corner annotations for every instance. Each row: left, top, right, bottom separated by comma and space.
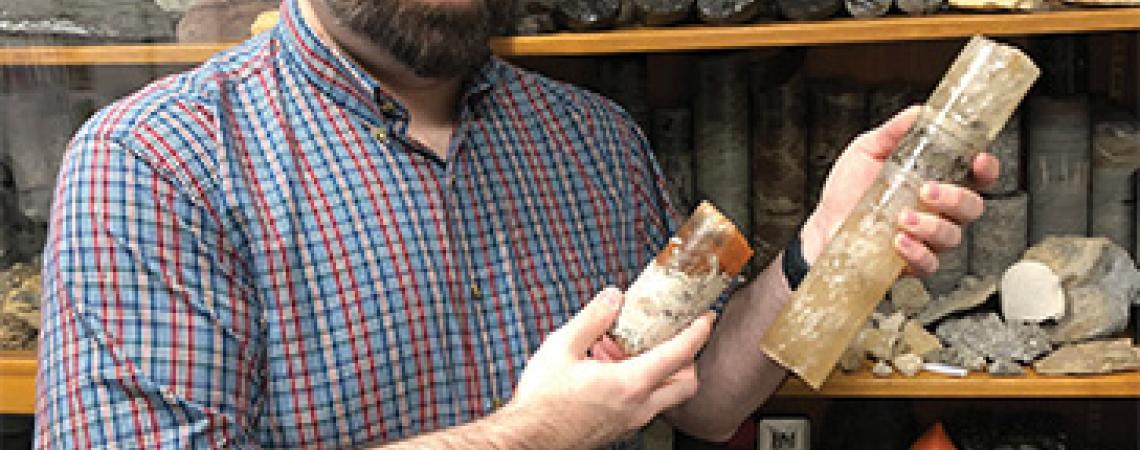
0, 8, 1138, 65
2, 351, 1138, 415
0, 351, 37, 415
776, 367, 1140, 398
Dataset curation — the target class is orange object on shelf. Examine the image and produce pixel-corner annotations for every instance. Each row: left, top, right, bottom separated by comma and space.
911, 422, 957, 450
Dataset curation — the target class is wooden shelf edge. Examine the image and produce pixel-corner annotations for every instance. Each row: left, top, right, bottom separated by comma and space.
775, 368, 1140, 398
0, 8, 1138, 65
0, 351, 38, 415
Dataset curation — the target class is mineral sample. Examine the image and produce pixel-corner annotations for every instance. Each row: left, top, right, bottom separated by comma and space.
1001, 259, 1065, 323
872, 360, 894, 377
750, 58, 806, 269
695, 53, 751, 242
845, 0, 890, 17
697, 0, 763, 23
915, 275, 997, 325
861, 328, 899, 360
1027, 95, 1091, 243
987, 358, 1025, 376
776, 0, 843, 19
890, 276, 930, 317
1090, 106, 1140, 252
634, 0, 694, 25
2, 88, 80, 223
984, 113, 1022, 195
556, 0, 622, 29
1004, 237, 1140, 342
876, 312, 906, 333
1035, 338, 1140, 375
178, 0, 279, 42
901, 320, 942, 356
0, 263, 41, 351
935, 313, 1053, 363
0, 0, 177, 41
896, 0, 944, 14
892, 353, 923, 376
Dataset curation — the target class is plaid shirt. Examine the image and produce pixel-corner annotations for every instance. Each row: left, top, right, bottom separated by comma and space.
35, 0, 678, 447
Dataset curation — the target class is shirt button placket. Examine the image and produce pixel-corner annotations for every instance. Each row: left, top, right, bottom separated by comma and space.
370, 125, 389, 144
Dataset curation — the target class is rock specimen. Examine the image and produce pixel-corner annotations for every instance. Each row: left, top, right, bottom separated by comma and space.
1035, 338, 1140, 374
1027, 95, 1091, 243
176, 0, 277, 42
695, 53, 751, 240
806, 82, 865, 208
935, 313, 1053, 363
916, 275, 997, 326
697, 0, 764, 23
969, 192, 1028, 278
556, 0, 622, 30
901, 320, 942, 356
890, 277, 931, 317
983, 113, 1022, 195
0, 263, 41, 351
875, 311, 906, 333
652, 109, 695, 212
1003, 236, 1140, 342
987, 358, 1024, 375
750, 58, 806, 269
634, 0, 694, 25
947, 0, 1056, 9
1090, 106, 1140, 253
1, 86, 77, 223
861, 328, 899, 360
896, 0, 944, 14
845, 0, 891, 17
923, 347, 985, 371
872, 360, 894, 377
776, 0, 843, 19
0, 0, 177, 41
599, 57, 650, 131
925, 237, 968, 295
892, 353, 923, 376
1001, 259, 1065, 323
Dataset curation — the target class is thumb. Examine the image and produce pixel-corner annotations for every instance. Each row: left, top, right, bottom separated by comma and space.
557, 287, 624, 356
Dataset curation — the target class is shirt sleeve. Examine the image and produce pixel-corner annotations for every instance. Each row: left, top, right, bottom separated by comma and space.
35, 134, 265, 449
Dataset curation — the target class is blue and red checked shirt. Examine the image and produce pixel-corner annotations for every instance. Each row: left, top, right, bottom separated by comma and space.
35, 0, 680, 447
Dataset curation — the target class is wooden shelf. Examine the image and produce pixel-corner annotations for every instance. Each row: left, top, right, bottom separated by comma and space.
2, 351, 1137, 415
0, 351, 37, 415
775, 368, 1140, 398
0, 8, 1138, 65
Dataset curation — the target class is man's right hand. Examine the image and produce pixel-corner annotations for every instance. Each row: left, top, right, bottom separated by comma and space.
505, 287, 714, 448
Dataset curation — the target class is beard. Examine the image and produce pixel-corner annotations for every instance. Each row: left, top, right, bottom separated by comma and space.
322, 0, 511, 79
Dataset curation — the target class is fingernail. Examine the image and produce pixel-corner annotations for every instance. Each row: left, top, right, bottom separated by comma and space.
902, 211, 919, 227
924, 183, 940, 201
897, 234, 913, 250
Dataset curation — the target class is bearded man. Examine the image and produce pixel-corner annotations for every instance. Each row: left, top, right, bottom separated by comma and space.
35, 0, 997, 448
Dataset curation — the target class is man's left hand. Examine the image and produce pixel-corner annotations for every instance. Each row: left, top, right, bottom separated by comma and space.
800, 106, 1001, 275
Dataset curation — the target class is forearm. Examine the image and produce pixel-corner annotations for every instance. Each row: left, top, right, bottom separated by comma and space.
662, 253, 794, 441
376, 403, 581, 450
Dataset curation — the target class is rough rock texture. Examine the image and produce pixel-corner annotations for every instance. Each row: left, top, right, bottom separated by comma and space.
0, 263, 41, 351
947, 0, 1056, 9
1, 87, 79, 223
1027, 95, 1091, 243
901, 320, 942, 356
514, 13, 557, 35
0, 0, 177, 41
896, 0, 944, 14
695, 53, 751, 241
861, 328, 898, 360
750, 57, 806, 269
987, 358, 1025, 375
844, 0, 890, 17
916, 275, 997, 326
1034, 338, 1140, 374
177, 0, 279, 43
872, 360, 894, 377
776, 0, 842, 19
839, 346, 865, 372
652, 109, 695, 213
556, 0, 621, 29
925, 347, 987, 371
696, 0, 763, 23
890, 277, 931, 317
633, 0, 694, 25
935, 313, 1053, 363
806, 82, 865, 208
1090, 106, 1140, 253
925, 238, 968, 295
892, 353, 923, 376
969, 192, 1028, 278
983, 112, 1022, 195
875, 312, 906, 333
1015, 236, 1140, 342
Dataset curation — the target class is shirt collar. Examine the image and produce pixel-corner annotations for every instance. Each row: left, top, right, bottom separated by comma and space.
274, 0, 506, 115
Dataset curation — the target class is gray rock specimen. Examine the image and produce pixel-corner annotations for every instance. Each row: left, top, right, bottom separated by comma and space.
178, 0, 278, 42
514, 13, 557, 35
696, 0, 763, 23
695, 53, 751, 240
1004, 236, 1140, 343
1035, 338, 1140, 375
901, 320, 942, 356
776, 0, 843, 19
872, 360, 894, 377
984, 112, 1022, 195
0, 0, 177, 41
969, 192, 1028, 278
890, 277, 931, 317
2, 87, 78, 223
634, 0, 694, 25
876, 312, 906, 333
750, 60, 806, 269
845, 0, 891, 17
806, 82, 865, 207
1027, 95, 1091, 243
556, 0, 622, 29
987, 358, 1025, 376
1090, 106, 1140, 253
892, 353, 923, 377
916, 275, 997, 325
935, 313, 1053, 363
925, 239, 969, 295
896, 0, 944, 14
652, 109, 695, 212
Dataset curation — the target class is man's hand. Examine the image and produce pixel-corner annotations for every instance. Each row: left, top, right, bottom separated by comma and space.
801, 106, 1002, 274
506, 287, 714, 449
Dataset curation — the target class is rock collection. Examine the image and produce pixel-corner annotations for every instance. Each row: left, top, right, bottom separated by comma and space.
0, 262, 41, 350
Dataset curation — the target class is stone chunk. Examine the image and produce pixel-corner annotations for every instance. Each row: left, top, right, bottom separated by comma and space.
1035, 338, 1140, 375
987, 358, 1025, 376
890, 277, 930, 317
634, 0, 694, 25
556, 0, 621, 29
876, 312, 906, 333
915, 275, 997, 325
892, 353, 923, 377
872, 360, 894, 377
860, 328, 898, 360
935, 313, 1053, 363
901, 320, 942, 356
696, 0, 763, 23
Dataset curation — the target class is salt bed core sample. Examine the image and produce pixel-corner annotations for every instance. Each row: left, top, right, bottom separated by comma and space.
759, 36, 1040, 389
610, 201, 754, 356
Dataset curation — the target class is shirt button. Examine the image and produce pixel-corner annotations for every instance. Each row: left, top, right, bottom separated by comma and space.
380, 101, 397, 114
370, 126, 389, 144
471, 283, 482, 299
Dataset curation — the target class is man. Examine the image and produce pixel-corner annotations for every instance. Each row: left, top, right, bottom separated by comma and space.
35, 0, 998, 447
